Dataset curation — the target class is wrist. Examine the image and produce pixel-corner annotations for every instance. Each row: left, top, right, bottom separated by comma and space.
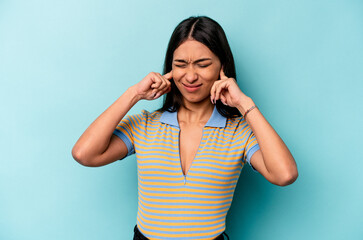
126, 86, 142, 104
236, 97, 255, 114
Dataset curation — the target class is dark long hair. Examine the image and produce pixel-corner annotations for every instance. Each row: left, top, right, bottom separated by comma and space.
160, 16, 241, 118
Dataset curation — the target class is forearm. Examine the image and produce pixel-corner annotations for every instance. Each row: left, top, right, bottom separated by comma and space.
72, 86, 140, 160
237, 98, 298, 183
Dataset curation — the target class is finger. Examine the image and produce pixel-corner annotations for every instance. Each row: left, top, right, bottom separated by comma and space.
158, 77, 168, 90
220, 67, 228, 80
162, 78, 171, 91
220, 94, 227, 105
154, 85, 171, 99
156, 83, 169, 98
210, 81, 218, 104
163, 70, 173, 80
153, 75, 170, 98
156, 73, 171, 90
151, 88, 158, 97
162, 73, 172, 87
151, 75, 163, 89
214, 81, 227, 102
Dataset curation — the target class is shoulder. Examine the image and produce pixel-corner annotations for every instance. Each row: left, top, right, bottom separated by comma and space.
139, 109, 164, 123
226, 115, 245, 128
225, 115, 253, 134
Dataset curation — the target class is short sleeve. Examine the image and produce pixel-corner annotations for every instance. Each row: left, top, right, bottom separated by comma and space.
112, 111, 146, 159
243, 130, 260, 172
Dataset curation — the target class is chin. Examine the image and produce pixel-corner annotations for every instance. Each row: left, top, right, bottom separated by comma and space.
182, 96, 210, 105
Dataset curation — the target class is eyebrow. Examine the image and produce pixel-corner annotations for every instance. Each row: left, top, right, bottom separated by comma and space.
173, 58, 212, 64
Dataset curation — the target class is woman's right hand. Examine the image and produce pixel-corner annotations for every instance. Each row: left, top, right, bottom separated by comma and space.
133, 71, 172, 100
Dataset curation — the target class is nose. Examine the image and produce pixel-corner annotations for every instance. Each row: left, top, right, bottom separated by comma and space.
185, 66, 198, 83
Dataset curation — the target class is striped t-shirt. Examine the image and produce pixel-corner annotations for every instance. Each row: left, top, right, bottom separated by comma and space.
113, 106, 260, 240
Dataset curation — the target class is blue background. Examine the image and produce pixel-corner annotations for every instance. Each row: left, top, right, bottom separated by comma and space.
1, 0, 362, 239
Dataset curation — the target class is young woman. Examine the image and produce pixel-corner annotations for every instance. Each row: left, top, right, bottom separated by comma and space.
72, 16, 298, 240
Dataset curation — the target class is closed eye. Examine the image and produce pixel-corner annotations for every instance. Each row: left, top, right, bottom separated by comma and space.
198, 64, 211, 68
174, 64, 187, 68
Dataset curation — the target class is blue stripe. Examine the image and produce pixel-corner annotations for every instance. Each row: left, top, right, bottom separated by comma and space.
138, 209, 226, 224
140, 178, 236, 188
139, 197, 232, 207
138, 191, 233, 201
139, 188, 234, 197
187, 175, 239, 184
112, 129, 134, 157
195, 156, 242, 163
137, 152, 180, 158
138, 200, 230, 213
196, 152, 242, 159
192, 160, 241, 168
136, 142, 178, 152
137, 214, 226, 230
139, 168, 181, 173
137, 217, 226, 236
188, 170, 240, 178
139, 181, 235, 192
190, 165, 240, 173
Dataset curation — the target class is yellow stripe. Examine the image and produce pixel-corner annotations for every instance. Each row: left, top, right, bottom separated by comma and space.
188, 172, 239, 180
185, 177, 238, 185
139, 194, 232, 205
138, 204, 227, 221
133, 133, 178, 145
191, 158, 241, 166
139, 197, 230, 210
186, 182, 237, 190
138, 165, 180, 171
140, 175, 185, 181
137, 211, 225, 226
137, 145, 179, 153
195, 149, 243, 156
192, 163, 240, 170
138, 215, 225, 233
139, 178, 184, 187
137, 220, 225, 239
139, 184, 235, 195
138, 170, 181, 177
137, 150, 179, 157
137, 159, 180, 166
139, 178, 236, 190
138, 188, 233, 199
200, 132, 251, 146
189, 168, 241, 175
137, 155, 178, 161
138, 200, 228, 215
134, 138, 177, 148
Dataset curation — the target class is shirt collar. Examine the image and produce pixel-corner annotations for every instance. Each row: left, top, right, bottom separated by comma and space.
160, 106, 227, 128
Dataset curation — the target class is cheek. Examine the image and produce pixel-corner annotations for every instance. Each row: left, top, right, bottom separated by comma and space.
201, 69, 220, 82
171, 68, 184, 81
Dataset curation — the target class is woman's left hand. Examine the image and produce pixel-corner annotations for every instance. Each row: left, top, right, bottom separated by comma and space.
210, 68, 249, 108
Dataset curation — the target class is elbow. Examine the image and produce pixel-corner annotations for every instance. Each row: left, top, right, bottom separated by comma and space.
71, 146, 95, 167
274, 169, 298, 186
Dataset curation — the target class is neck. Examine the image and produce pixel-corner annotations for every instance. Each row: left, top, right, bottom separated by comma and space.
178, 98, 214, 125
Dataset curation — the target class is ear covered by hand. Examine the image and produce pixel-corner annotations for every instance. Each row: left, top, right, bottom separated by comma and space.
210, 68, 248, 108
135, 71, 173, 100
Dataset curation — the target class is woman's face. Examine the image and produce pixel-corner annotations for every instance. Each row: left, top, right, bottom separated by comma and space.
172, 39, 221, 105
